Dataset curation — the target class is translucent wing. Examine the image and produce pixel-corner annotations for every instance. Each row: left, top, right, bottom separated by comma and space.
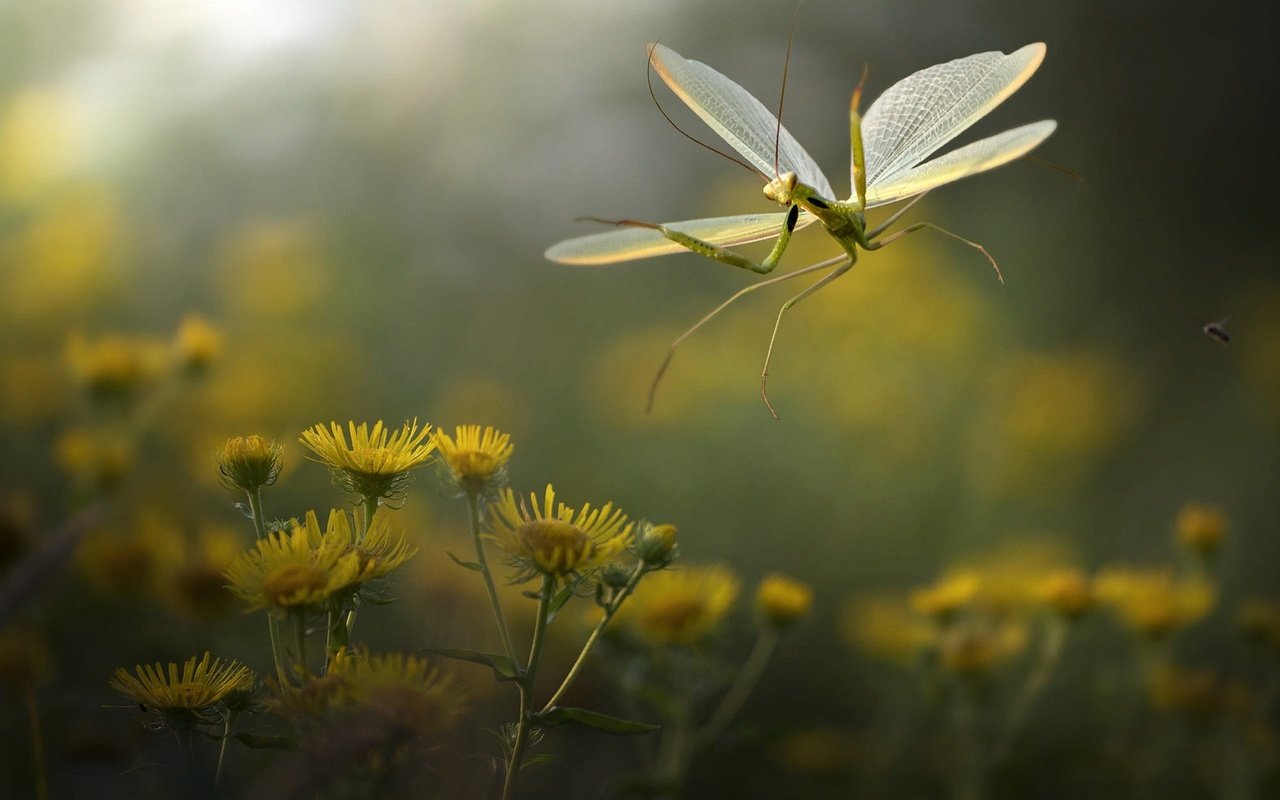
861, 44, 1046, 189
864, 120, 1056, 208
650, 44, 834, 199
545, 211, 817, 266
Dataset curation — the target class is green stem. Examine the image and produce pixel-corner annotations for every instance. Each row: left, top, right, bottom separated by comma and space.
341, 494, 379, 642
501, 575, 553, 800
215, 711, 235, 789
467, 490, 518, 667
994, 616, 1068, 762
654, 707, 693, 799
326, 602, 349, 673
700, 627, 779, 743
539, 563, 646, 714
24, 684, 47, 800
293, 612, 310, 679
245, 488, 290, 687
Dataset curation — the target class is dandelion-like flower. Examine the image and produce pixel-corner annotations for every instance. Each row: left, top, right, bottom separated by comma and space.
1036, 569, 1093, 619
616, 564, 740, 646
1094, 566, 1215, 639
225, 509, 413, 613
756, 573, 814, 629
938, 622, 1028, 678
1175, 503, 1227, 560
109, 652, 254, 713
909, 572, 979, 621
434, 424, 513, 494
300, 419, 435, 501
486, 484, 632, 582
217, 435, 283, 492
331, 651, 463, 733
173, 314, 223, 374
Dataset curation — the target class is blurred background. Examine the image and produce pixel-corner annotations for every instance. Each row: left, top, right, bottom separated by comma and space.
1, 0, 1278, 797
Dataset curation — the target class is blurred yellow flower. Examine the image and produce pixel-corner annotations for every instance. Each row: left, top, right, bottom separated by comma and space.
109, 652, 254, 712
434, 424, 513, 493
55, 428, 135, 492
1094, 566, 1215, 638
164, 526, 243, 622
300, 419, 435, 500
77, 514, 183, 598
1239, 599, 1280, 651
0, 628, 52, 692
65, 332, 166, 407
756, 573, 814, 629
938, 621, 1028, 678
1175, 502, 1227, 559
1036, 569, 1093, 619
909, 572, 979, 621
840, 596, 936, 664
172, 314, 224, 374
616, 564, 740, 647
330, 651, 463, 732
486, 484, 632, 582
1146, 664, 1219, 718
216, 434, 284, 493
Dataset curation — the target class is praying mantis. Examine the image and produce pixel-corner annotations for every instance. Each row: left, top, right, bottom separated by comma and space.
545, 40, 1055, 417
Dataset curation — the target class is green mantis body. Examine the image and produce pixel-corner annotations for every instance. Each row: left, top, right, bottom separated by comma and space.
547, 42, 1055, 416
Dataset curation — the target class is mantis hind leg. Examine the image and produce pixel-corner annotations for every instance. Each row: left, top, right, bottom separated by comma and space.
867, 221, 1004, 284
583, 204, 800, 276
647, 254, 846, 413
760, 256, 856, 419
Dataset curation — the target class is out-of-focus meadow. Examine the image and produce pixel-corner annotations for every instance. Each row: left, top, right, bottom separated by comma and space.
2, 0, 1279, 798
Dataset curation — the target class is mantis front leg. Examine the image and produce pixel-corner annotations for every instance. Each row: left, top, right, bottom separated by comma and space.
583, 204, 800, 275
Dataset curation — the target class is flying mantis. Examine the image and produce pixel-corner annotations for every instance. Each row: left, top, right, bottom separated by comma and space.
545, 41, 1056, 417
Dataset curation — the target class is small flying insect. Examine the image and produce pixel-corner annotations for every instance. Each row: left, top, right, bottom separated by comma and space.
546, 39, 1056, 416
1203, 317, 1231, 347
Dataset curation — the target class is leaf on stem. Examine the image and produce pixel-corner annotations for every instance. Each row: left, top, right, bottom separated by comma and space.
536, 706, 660, 735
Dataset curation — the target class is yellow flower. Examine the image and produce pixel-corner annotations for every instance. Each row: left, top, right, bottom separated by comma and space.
756, 574, 814, 629
216, 435, 284, 492
1036, 569, 1093, 619
55, 428, 134, 492
434, 424, 514, 493
224, 509, 409, 613
77, 514, 183, 599
616, 564, 740, 646
909, 572, 979, 621
165, 527, 243, 622
486, 484, 632, 582
299, 420, 435, 500
173, 314, 224, 374
65, 332, 165, 406
0, 629, 52, 692
331, 651, 463, 732
109, 652, 254, 712
1094, 566, 1215, 638
1176, 503, 1227, 559
1147, 664, 1219, 718
635, 522, 679, 567
840, 596, 936, 664
938, 621, 1028, 678
1239, 599, 1280, 651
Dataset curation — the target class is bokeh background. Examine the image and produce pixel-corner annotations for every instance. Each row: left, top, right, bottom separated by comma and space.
2, 0, 1278, 797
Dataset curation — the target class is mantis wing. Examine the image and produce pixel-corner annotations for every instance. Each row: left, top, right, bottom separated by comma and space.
545, 211, 817, 266
649, 43, 835, 199
860, 44, 1046, 190
864, 120, 1056, 208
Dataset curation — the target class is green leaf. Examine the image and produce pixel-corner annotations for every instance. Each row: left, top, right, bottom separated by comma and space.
522, 753, 556, 769
234, 732, 297, 750
425, 648, 521, 681
536, 706, 659, 735
545, 574, 586, 624
447, 551, 483, 572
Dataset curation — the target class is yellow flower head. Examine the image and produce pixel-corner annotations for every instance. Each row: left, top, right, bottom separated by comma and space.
909, 572, 980, 621
331, 651, 463, 733
299, 419, 435, 500
109, 652, 254, 713
756, 573, 814, 629
486, 484, 632, 582
840, 596, 936, 665
1147, 664, 1220, 718
1176, 503, 1227, 559
165, 527, 243, 622
1036, 569, 1093, 619
938, 621, 1028, 679
1094, 566, 1215, 639
173, 314, 224, 374
77, 514, 183, 599
216, 435, 283, 492
635, 522, 679, 567
434, 424, 514, 493
225, 509, 413, 613
616, 564, 740, 647
65, 332, 165, 406
55, 428, 134, 493
1238, 599, 1280, 651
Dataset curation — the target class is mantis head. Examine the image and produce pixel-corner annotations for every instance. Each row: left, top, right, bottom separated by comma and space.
763, 172, 799, 206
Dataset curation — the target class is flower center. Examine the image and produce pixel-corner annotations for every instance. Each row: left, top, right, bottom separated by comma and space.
517, 520, 590, 574
262, 563, 330, 605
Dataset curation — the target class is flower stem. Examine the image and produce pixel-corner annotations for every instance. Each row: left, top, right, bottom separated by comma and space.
467, 490, 518, 667
700, 627, 779, 743
325, 603, 349, 673
293, 612, 310, 679
24, 684, 47, 800
994, 616, 1068, 762
341, 493, 380, 642
539, 562, 646, 714
502, 575, 552, 800
215, 711, 235, 789
244, 488, 290, 687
